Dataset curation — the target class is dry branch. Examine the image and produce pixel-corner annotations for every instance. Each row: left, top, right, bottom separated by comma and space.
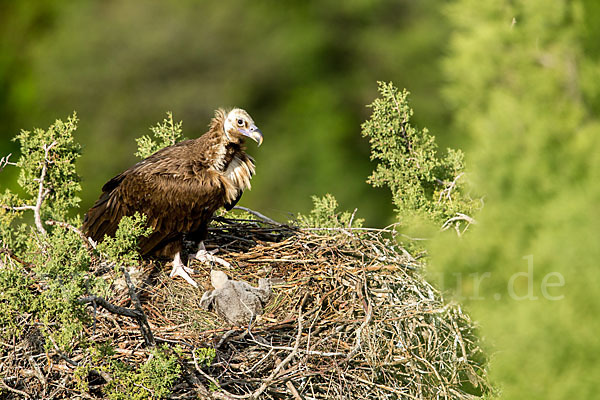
0, 153, 16, 172
1, 142, 57, 236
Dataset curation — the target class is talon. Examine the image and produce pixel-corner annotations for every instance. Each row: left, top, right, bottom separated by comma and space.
192, 249, 231, 268
169, 252, 198, 288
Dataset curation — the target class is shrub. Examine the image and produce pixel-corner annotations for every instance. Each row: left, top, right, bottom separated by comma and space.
362, 81, 480, 234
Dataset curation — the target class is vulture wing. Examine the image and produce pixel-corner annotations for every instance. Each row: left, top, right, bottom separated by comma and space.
82, 140, 231, 256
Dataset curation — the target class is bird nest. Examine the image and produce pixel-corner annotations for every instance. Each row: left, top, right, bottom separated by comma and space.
140, 215, 489, 399
3, 214, 490, 399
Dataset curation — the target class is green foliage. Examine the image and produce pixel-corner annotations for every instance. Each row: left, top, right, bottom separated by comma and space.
362, 82, 479, 230
0, 259, 36, 337
76, 343, 181, 399
96, 212, 152, 266
135, 112, 184, 159
34, 226, 93, 351
103, 345, 181, 400
1, 113, 82, 254
431, 0, 600, 399
0, 116, 107, 351
297, 194, 363, 229
14, 113, 82, 220
194, 347, 216, 367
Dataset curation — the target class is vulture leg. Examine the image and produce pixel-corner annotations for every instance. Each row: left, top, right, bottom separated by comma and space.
192, 242, 232, 268
169, 252, 199, 288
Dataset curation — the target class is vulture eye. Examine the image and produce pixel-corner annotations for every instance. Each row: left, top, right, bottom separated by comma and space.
237, 119, 245, 127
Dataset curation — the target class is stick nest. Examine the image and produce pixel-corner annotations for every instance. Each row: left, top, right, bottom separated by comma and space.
2, 216, 491, 399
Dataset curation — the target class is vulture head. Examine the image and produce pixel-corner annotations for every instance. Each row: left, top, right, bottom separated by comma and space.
224, 108, 263, 146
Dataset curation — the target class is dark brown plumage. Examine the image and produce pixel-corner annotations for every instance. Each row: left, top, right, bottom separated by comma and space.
82, 108, 262, 286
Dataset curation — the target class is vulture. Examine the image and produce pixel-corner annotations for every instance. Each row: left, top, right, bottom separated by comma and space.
82, 108, 263, 287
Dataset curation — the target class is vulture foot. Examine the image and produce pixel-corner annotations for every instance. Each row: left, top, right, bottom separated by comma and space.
192, 249, 232, 269
169, 252, 198, 288
191, 241, 231, 268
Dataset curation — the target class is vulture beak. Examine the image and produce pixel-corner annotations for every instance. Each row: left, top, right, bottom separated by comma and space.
242, 124, 263, 147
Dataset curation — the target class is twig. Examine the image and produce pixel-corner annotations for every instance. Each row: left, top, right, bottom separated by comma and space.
79, 293, 154, 346
28, 355, 47, 389
233, 206, 282, 226
0, 246, 35, 271
216, 329, 238, 349
32, 142, 57, 235
345, 276, 373, 361
0, 153, 16, 172
301, 226, 399, 234
249, 339, 344, 358
45, 220, 96, 253
48, 336, 113, 384
122, 267, 155, 346
348, 208, 358, 229
436, 172, 464, 204
191, 349, 241, 400
79, 296, 143, 319
0, 378, 30, 399
441, 213, 477, 236
343, 373, 415, 398
249, 306, 304, 400
276, 356, 304, 400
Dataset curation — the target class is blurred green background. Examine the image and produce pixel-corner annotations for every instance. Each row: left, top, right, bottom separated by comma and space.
2, 1, 599, 399
0, 0, 454, 226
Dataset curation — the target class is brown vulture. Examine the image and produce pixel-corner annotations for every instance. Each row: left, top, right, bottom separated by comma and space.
82, 108, 263, 287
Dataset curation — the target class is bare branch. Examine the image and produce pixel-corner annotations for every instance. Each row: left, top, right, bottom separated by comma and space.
348, 208, 358, 228
0, 153, 16, 172
441, 213, 477, 235
31, 142, 57, 236
233, 206, 282, 226
249, 306, 304, 400
0, 246, 35, 272
80, 293, 153, 346
0, 378, 31, 399
2, 205, 35, 212
79, 296, 142, 319
1, 143, 57, 236
122, 266, 155, 346
45, 219, 154, 345
46, 220, 96, 252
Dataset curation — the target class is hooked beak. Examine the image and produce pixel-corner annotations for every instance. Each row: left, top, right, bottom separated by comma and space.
242, 124, 263, 147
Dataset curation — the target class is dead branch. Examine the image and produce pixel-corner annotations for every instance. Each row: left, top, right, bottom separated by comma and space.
441, 212, 477, 236
436, 172, 465, 204
233, 206, 283, 226
1, 378, 31, 399
0, 153, 16, 172
122, 266, 155, 346
32, 142, 57, 235
43, 219, 155, 346
79, 293, 154, 346
2, 143, 57, 235
79, 296, 144, 319
249, 306, 304, 400
45, 220, 96, 253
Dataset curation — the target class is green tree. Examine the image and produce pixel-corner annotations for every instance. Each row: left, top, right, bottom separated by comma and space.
0, 114, 102, 349
362, 82, 479, 235
433, 0, 600, 398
